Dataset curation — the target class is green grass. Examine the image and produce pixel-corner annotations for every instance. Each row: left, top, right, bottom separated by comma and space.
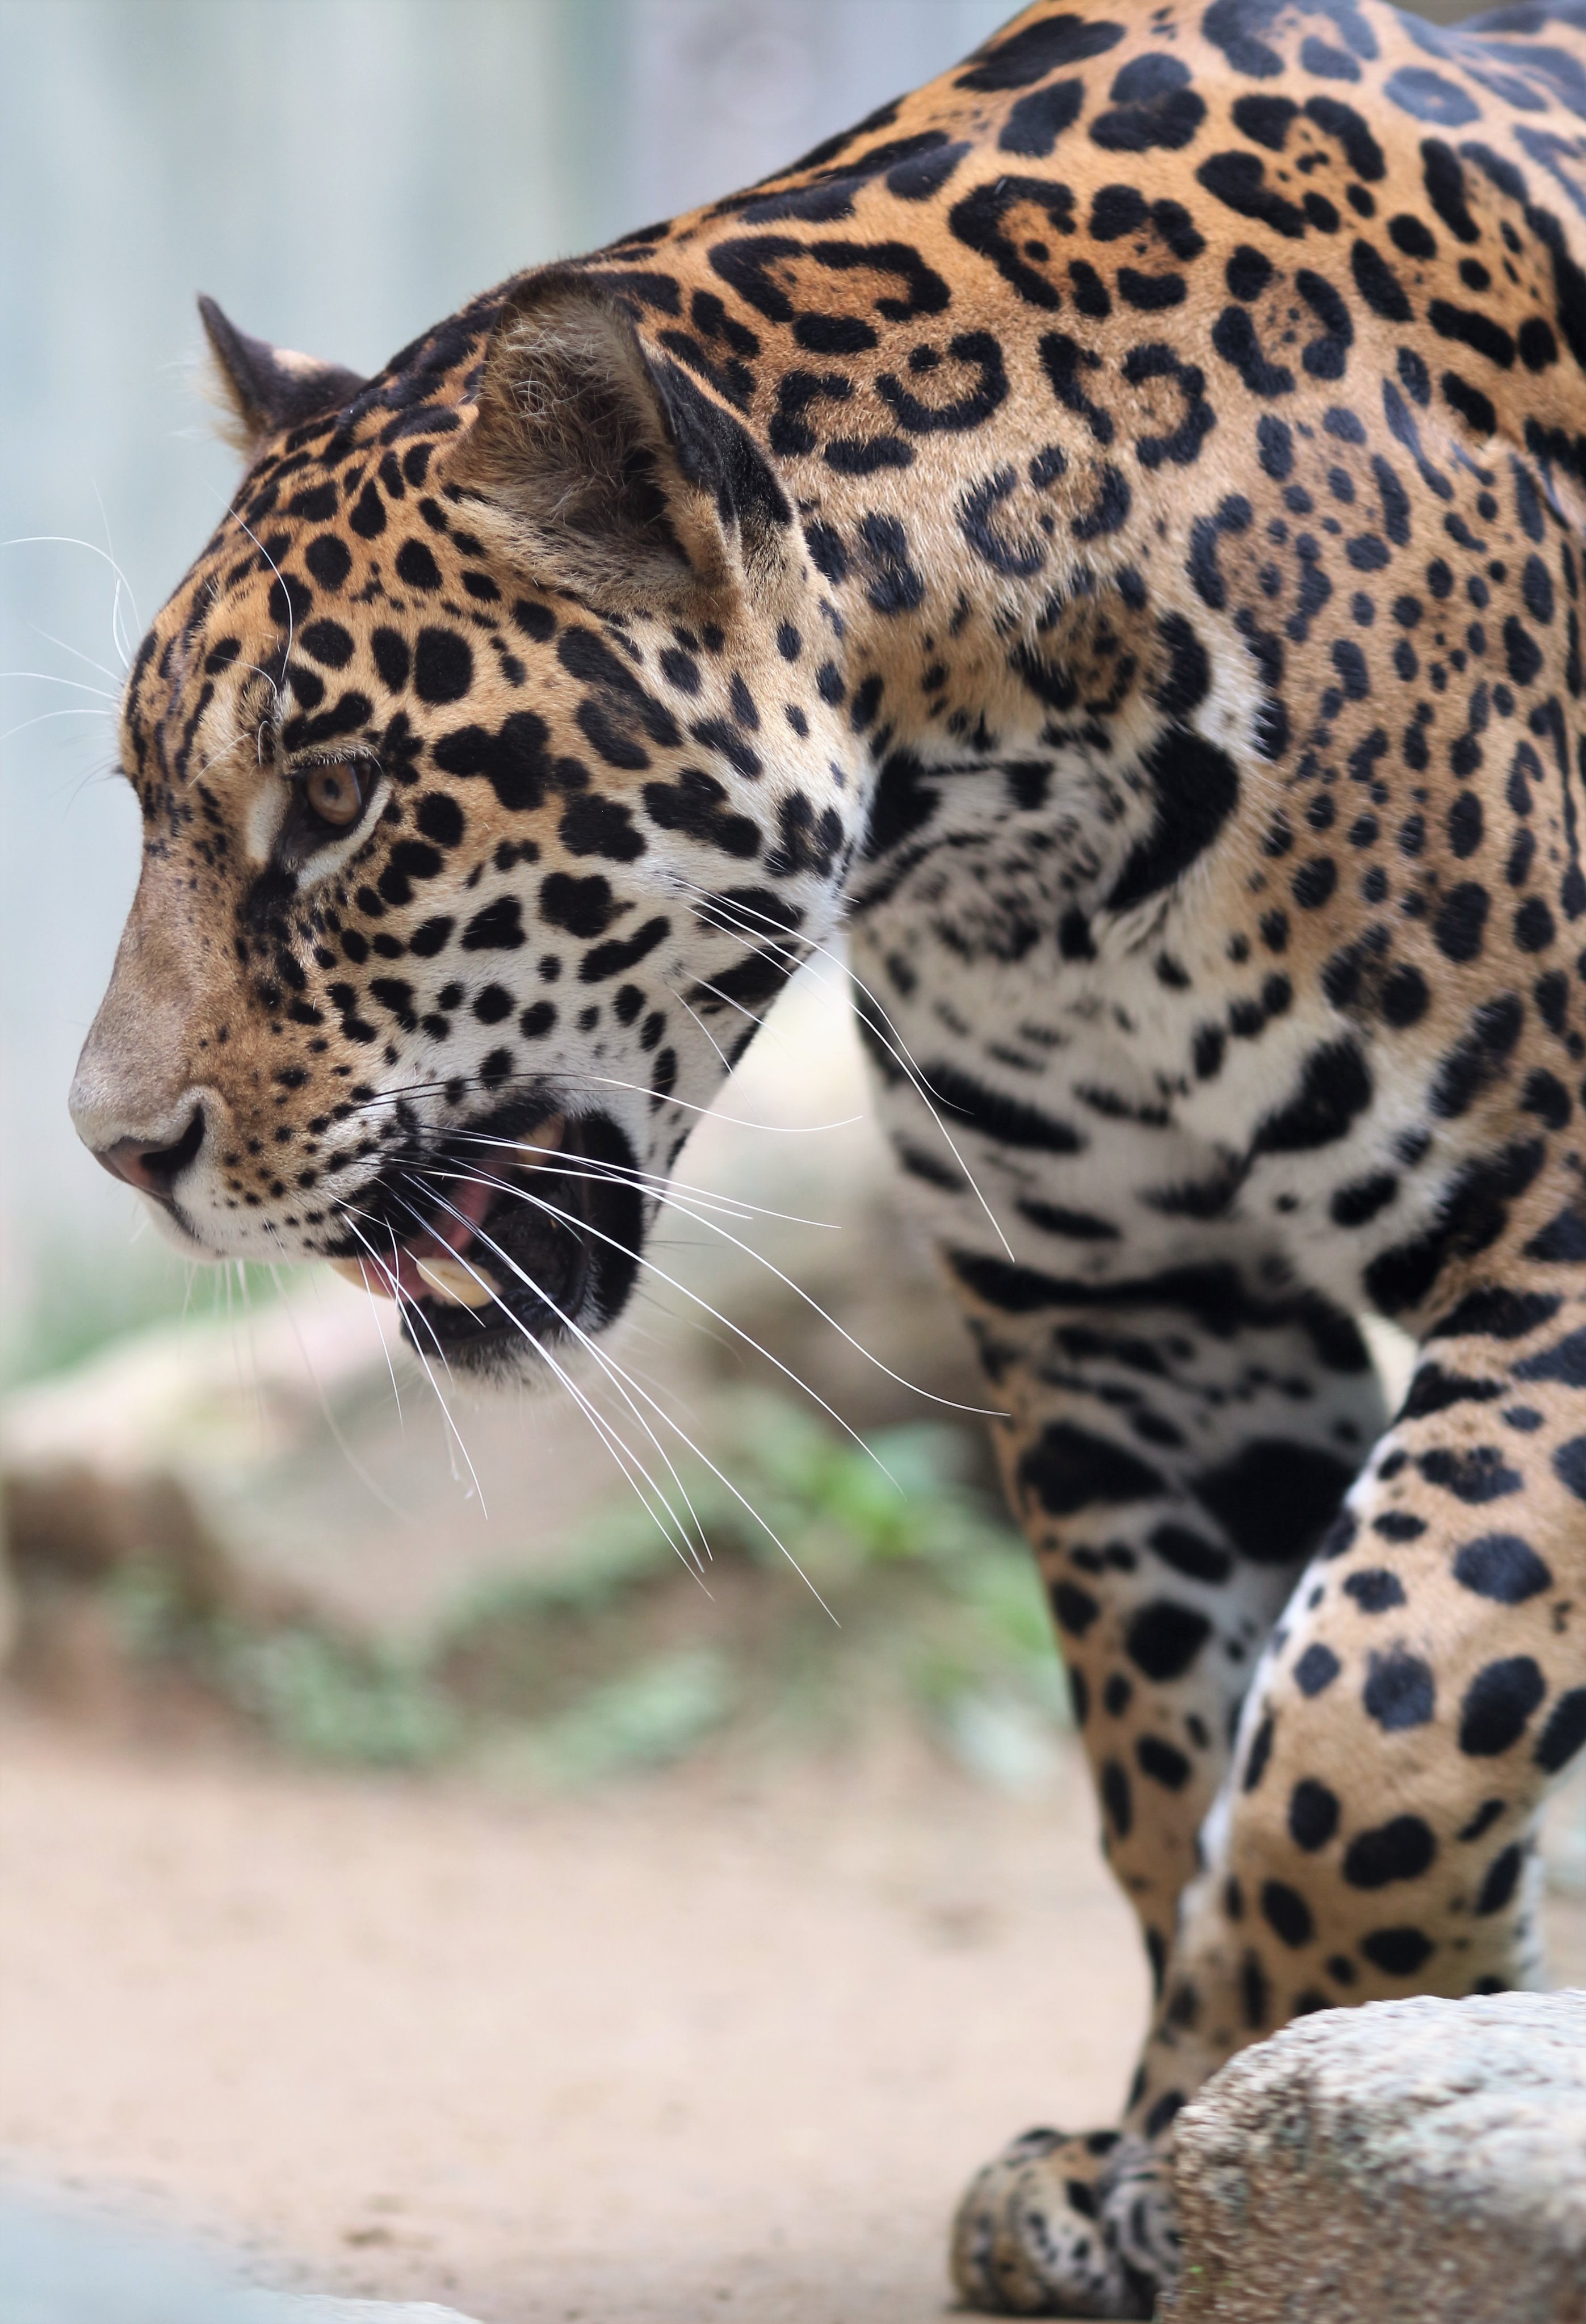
100, 1391, 1071, 1786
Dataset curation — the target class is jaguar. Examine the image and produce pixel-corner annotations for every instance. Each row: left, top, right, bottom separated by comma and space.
69, 0, 1586, 2309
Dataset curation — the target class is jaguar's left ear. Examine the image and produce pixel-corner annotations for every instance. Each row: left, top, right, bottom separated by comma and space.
453, 268, 793, 616
198, 295, 367, 460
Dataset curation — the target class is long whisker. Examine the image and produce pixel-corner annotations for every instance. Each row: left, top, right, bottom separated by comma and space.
666, 982, 734, 1074
0, 707, 114, 745
31, 625, 124, 685
427, 1159, 908, 1474
388, 1186, 707, 1571
669, 876, 1016, 1260
405, 1181, 836, 1617
450, 1134, 840, 1232
316, 1244, 405, 1427
686, 972, 783, 1037
341, 1062, 865, 1137
89, 481, 137, 669
266, 1262, 410, 1523
228, 508, 293, 681
397, 1183, 711, 1571
0, 670, 119, 697
343, 1214, 488, 1511
1, 533, 143, 631
397, 1178, 709, 1554
653, 1180, 1002, 1418
440, 1145, 995, 1420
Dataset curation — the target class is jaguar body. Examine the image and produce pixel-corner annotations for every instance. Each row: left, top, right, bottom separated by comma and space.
70, 1, 1586, 2309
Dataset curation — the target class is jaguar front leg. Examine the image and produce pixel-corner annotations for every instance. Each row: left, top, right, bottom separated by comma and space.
945, 1251, 1387, 2317
1122, 1200, 1586, 2221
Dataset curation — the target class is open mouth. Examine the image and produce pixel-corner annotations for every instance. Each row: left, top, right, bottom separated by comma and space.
328, 1103, 645, 1365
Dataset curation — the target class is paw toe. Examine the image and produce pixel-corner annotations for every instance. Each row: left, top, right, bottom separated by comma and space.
950, 2128, 1151, 2318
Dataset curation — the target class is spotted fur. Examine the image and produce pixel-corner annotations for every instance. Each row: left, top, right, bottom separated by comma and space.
70, 2, 1586, 2310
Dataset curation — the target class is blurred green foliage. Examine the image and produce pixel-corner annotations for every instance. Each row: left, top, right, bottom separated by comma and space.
104, 1393, 1069, 1787
2, 1242, 282, 1389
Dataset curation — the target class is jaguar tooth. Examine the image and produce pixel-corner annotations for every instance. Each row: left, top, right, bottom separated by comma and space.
329, 1256, 377, 1292
518, 1112, 565, 1157
413, 1254, 498, 1308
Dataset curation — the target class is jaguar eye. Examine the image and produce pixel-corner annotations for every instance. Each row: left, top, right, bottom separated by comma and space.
302, 758, 367, 830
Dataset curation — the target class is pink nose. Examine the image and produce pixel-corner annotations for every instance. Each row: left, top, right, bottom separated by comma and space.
93, 1108, 205, 1198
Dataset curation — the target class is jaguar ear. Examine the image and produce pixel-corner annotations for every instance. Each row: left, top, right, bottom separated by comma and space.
455, 270, 790, 615
198, 295, 367, 458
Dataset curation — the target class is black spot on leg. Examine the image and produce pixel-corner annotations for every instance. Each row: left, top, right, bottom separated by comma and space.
1194, 1442, 1354, 1564
1125, 1601, 1213, 1682
1475, 1843, 1524, 1915
1019, 1424, 1165, 1515
1342, 1568, 1406, 1613
1288, 1779, 1340, 1850
1458, 1657, 1546, 1755
1051, 1579, 1100, 1636
1342, 1816, 1436, 1888
1101, 1758, 1133, 1838
1136, 1735, 1193, 1789
1535, 1688, 1586, 1772
1363, 1649, 1435, 1731
1453, 1534, 1552, 1603
1243, 1714, 1275, 1792
1261, 1881, 1314, 1947
1360, 1926, 1433, 1976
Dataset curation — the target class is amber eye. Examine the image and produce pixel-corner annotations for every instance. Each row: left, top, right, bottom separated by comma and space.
301, 758, 366, 829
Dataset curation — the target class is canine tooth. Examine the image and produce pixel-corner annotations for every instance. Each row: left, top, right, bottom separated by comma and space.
330, 1256, 378, 1291
518, 1113, 566, 1158
414, 1255, 498, 1308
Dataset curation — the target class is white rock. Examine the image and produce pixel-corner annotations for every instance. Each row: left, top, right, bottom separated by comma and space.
1168, 1990, 1586, 2323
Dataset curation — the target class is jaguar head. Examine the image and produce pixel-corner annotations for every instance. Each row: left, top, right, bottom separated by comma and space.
70, 274, 856, 1375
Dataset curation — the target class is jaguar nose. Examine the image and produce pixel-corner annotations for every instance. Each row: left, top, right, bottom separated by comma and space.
92, 1105, 207, 1200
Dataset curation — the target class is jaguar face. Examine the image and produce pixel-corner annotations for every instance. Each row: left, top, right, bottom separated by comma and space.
69, 276, 854, 1376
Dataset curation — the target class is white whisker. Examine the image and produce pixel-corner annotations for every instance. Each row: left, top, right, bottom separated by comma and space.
2, 533, 143, 637
669, 875, 1016, 1261
428, 1159, 907, 1476
450, 1134, 840, 1232
31, 626, 124, 686
395, 1180, 711, 1564
404, 1180, 836, 1617
666, 981, 734, 1073
0, 707, 114, 744
0, 670, 119, 698
89, 482, 137, 669
390, 1184, 707, 1572
343, 1214, 488, 1511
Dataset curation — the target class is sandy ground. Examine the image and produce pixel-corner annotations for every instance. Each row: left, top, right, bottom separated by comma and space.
1, 1716, 1581, 2324
0, 1717, 1149, 2323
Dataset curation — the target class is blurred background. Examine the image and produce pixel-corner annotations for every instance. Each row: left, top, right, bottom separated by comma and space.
1, 0, 1009, 1368
0, 6, 1579, 2322
1, 0, 1051, 1756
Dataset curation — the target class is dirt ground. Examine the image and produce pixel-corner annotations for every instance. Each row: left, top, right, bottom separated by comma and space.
1, 1735, 1581, 2324
0, 1714, 1154, 2323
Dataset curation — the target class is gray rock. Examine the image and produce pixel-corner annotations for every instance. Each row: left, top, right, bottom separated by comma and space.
1167, 1990, 1586, 2324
